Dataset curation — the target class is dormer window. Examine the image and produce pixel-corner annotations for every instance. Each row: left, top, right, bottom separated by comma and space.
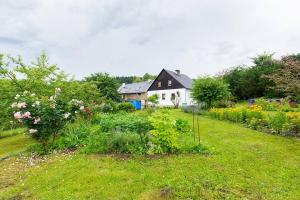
168, 80, 172, 86
158, 81, 161, 87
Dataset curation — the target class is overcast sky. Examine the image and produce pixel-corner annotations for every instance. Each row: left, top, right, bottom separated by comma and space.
0, 0, 299, 79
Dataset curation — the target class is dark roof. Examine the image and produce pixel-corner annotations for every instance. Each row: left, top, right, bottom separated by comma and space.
118, 80, 153, 94
165, 69, 193, 89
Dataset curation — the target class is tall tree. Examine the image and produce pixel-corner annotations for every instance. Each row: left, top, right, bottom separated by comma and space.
85, 73, 120, 101
222, 53, 281, 99
265, 55, 300, 99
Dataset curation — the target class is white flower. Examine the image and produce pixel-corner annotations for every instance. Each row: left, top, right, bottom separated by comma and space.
31, 93, 36, 97
11, 102, 18, 108
49, 96, 54, 101
55, 88, 61, 93
80, 106, 85, 111
29, 129, 37, 134
17, 102, 26, 109
64, 113, 71, 119
32, 101, 40, 107
23, 91, 29, 95
14, 94, 20, 100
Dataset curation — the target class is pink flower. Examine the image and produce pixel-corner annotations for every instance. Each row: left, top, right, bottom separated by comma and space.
29, 129, 37, 134
80, 106, 85, 111
33, 117, 41, 124
14, 112, 23, 119
23, 112, 31, 118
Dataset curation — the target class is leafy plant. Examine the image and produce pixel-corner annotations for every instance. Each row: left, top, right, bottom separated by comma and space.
147, 94, 159, 105
148, 110, 179, 153
117, 102, 134, 112
192, 77, 230, 109
11, 89, 85, 148
174, 118, 191, 133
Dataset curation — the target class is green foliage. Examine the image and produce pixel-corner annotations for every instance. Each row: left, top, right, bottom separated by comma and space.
0, 52, 100, 130
192, 77, 230, 108
82, 132, 145, 154
53, 120, 99, 150
222, 53, 282, 100
147, 93, 159, 105
11, 89, 85, 148
148, 110, 179, 153
174, 118, 191, 133
99, 100, 117, 113
117, 102, 134, 112
2, 110, 300, 199
208, 106, 300, 136
84, 73, 120, 101
265, 55, 300, 99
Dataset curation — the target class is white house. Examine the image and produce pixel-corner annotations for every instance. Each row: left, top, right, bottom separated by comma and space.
147, 69, 194, 106
118, 69, 194, 107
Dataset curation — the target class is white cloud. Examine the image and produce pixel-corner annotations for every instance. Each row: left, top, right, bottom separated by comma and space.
0, 0, 299, 79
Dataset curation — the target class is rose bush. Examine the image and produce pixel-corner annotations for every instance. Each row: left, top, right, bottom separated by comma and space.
11, 88, 85, 148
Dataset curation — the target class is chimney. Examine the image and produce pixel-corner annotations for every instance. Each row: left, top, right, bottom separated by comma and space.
122, 83, 126, 87
175, 69, 180, 75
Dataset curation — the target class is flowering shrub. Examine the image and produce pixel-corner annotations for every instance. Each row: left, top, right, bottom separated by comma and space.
11, 88, 85, 147
208, 107, 300, 136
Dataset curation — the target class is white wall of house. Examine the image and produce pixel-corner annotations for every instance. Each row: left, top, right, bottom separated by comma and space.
148, 88, 193, 106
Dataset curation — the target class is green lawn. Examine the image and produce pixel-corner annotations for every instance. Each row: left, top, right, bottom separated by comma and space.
1, 110, 300, 199
0, 130, 34, 159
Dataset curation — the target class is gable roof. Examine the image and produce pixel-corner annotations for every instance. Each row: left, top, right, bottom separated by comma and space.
164, 69, 193, 89
118, 80, 153, 94
154, 69, 193, 89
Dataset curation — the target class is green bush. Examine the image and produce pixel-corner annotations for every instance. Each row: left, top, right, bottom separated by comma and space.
82, 132, 145, 154
191, 77, 231, 108
100, 100, 117, 113
52, 119, 100, 150
208, 107, 300, 136
117, 102, 134, 112
149, 110, 179, 153
174, 118, 191, 133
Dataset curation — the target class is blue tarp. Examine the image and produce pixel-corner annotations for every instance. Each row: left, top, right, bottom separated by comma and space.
128, 100, 142, 110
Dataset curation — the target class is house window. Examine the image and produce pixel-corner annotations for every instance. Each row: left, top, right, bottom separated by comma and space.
171, 93, 176, 100
168, 80, 172, 86
158, 81, 161, 88
162, 93, 166, 100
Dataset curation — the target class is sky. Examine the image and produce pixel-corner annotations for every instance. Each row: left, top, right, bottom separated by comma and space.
0, 0, 299, 79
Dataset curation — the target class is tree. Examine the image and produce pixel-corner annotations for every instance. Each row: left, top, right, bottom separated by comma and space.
191, 77, 230, 108
147, 94, 159, 105
222, 53, 281, 99
265, 55, 300, 99
0, 52, 100, 130
142, 73, 156, 81
84, 73, 120, 101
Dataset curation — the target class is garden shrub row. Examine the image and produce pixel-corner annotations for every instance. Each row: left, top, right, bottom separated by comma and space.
208, 106, 300, 136
49, 110, 204, 155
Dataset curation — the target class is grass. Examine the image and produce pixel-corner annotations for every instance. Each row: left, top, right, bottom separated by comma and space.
1, 110, 300, 199
0, 130, 35, 159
